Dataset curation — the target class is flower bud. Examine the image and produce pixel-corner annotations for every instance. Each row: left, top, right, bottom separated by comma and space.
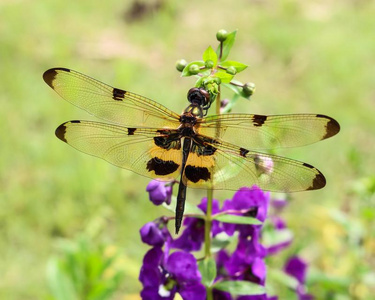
139, 222, 165, 246
226, 66, 237, 75
216, 29, 228, 42
176, 59, 187, 72
146, 180, 172, 205
243, 82, 256, 96
189, 64, 200, 75
213, 76, 221, 85
205, 60, 214, 68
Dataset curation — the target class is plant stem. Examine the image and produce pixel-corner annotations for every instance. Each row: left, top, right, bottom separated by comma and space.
207, 287, 213, 300
204, 84, 221, 300
204, 188, 213, 258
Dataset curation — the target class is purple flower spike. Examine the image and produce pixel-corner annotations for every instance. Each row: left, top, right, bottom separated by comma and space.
284, 256, 308, 284
146, 180, 173, 205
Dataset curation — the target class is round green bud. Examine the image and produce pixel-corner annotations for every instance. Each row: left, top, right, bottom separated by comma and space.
189, 64, 200, 75
216, 29, 228, 42
213, 76, 221, 85
243, 82, 256, 96
226, 66, 237, 75
176, 59, 187, 72
205, 60, 214, 68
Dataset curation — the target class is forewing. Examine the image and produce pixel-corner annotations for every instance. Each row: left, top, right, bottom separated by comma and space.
183, 137, 325, 192
198, 114, 340, 149
55, 120, 182, 181
43, 68, 181, 128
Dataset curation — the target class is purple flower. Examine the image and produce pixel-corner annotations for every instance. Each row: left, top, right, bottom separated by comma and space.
222, 186, 270, 236
165, 251, 202, 282
140, 219, 171, 247
284, 256, 307, 284
213, 290, 232, 299
171, 197, 222, 252
237, 296, 266, 300
139, 248, 205, 300
284, 256, 314, 300
139, 247, 173, 299
224, 228, 266, 283
271, 198, 288, 211
146, 180, 173, 205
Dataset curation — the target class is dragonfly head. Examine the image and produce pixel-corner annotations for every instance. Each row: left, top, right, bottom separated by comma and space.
187, 87, 210, 106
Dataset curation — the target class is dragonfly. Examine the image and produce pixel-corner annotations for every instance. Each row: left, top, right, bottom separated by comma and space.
43, 67, 340, 233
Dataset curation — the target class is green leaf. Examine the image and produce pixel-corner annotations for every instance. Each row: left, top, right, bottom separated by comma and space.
213, 214, 262, 225
211, 232, 233, 252
268, 268, 299, 289
262, 228, 293, 248
47, 257, 79, 300
163, 196, 204, 216
214, 280, 265, 295
214, 71, 234, 83
198, 257, 217, 287
220, 60, 248, 72
203, 46, 218, 66
181, 60, 205, 76
216, 30, 237, 61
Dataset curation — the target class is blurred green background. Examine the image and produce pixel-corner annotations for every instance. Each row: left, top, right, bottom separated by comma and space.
1, 0, 374, 299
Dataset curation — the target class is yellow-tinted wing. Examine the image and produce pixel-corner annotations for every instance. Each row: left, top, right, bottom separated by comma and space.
55, 120, 182, 181
198, 114, 340, 150
182, 137, 325, 192
43, 68, 181, 128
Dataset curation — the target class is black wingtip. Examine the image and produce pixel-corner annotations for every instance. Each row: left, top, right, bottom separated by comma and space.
303, 163, 326, 190
43, 67, 71, 88
316, 114, 341, 139
55, 122, 69, 143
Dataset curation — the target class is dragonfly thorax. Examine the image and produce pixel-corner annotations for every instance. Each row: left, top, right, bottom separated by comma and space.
179, 112, 198, 137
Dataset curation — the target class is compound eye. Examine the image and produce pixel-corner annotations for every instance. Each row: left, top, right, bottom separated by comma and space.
199, 89, 210, 106
187, 88, 210, 107
187, 88, 199, 101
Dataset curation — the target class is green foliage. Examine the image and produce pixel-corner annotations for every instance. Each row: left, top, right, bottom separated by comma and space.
47, 236, 124, 300
198, 257, 217, 287
202, 46, 218, 67
213, 214, 262, 225
213, 280, 266, 295
178, 29, 254, 107
215, 30, 237, 62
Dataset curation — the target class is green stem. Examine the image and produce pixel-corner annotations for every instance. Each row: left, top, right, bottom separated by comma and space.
206, 287, 213, 300
204, 83, 221, 300
204, 188, 213, 258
